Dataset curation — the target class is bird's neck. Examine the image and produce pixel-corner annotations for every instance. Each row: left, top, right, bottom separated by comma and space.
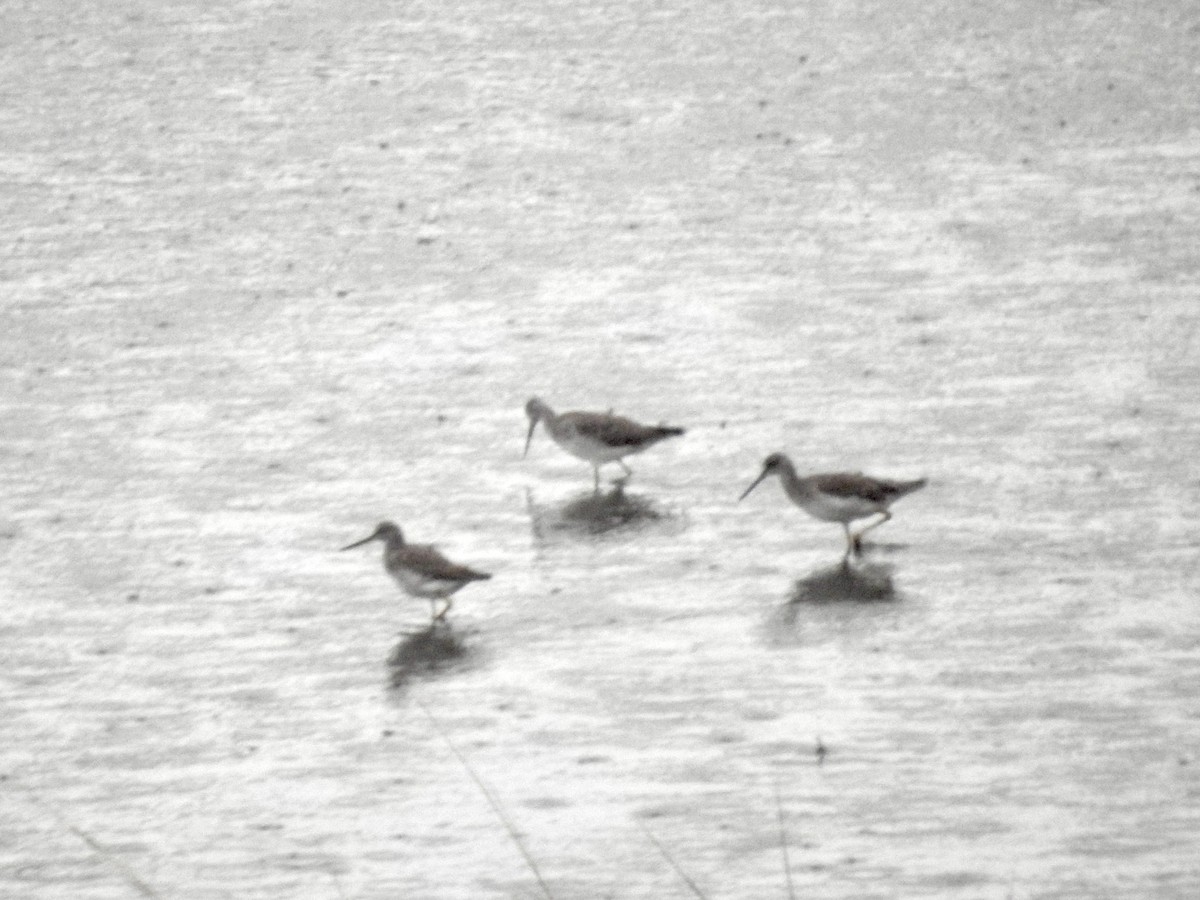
540, 408, 571, 440
777, 462, 812, 499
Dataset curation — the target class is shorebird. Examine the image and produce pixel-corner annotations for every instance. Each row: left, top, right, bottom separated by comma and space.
739, 453, 926, 556
341, 521, 491, 622
523, 397, 685, 491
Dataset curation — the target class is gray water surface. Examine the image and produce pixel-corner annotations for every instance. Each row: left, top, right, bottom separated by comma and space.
3, 1, 1199, 898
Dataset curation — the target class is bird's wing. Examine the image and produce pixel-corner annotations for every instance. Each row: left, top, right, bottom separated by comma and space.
567, 411, 664, 448
401, 545, 490, 581
811, 472, 893, 504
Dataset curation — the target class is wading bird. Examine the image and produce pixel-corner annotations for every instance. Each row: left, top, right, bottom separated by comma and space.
739, 452, 926, 556
523, 397, 685, 491
341, 521, 490, 622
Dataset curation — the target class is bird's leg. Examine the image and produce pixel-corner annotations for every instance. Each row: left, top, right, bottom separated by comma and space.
592, 465, 601, 494
434, 598, 452, 622
611, 459, 633, 489
841, 523, 857, 559
428, 599, 439, 621
852, 510, 892, 551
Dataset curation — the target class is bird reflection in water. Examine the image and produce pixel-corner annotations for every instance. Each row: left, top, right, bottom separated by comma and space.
526, 481, 664, 539
790, 557, 896, 603
387, 623, 477, 689
767, 557, 898, 643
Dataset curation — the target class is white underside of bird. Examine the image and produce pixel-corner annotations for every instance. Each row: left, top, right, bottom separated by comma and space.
554, 428, 632, 464
788, 488, 884, 524
393, 567, 466, 600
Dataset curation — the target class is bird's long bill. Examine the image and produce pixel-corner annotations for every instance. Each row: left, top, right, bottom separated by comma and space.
340, 534, 376, 551
738, 469, 769, 502
522, 418, 537, 458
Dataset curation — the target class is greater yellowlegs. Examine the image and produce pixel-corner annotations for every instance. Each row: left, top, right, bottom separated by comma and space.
341, 522, 491, 621
739, 453, 926, 555
523, 397, 685, 491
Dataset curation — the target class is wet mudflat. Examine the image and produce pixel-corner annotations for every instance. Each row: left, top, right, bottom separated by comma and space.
3, 0, 1200, 897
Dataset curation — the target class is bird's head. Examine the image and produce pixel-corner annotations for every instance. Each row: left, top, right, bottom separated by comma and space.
341, 521, 404, 551
523, 397, 552, 457
738, 452, 789, 501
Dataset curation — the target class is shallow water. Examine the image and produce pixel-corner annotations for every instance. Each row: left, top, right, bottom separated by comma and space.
4, 0, 1200, 898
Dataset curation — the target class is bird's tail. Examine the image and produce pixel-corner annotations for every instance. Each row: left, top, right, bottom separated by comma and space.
654, 425, 685, 439
891, 477, 927, 498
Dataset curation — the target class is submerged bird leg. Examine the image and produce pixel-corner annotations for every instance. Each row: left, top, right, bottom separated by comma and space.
434, 598, 453, 622
592, 465, 601, 494
617, 459, 633, 478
